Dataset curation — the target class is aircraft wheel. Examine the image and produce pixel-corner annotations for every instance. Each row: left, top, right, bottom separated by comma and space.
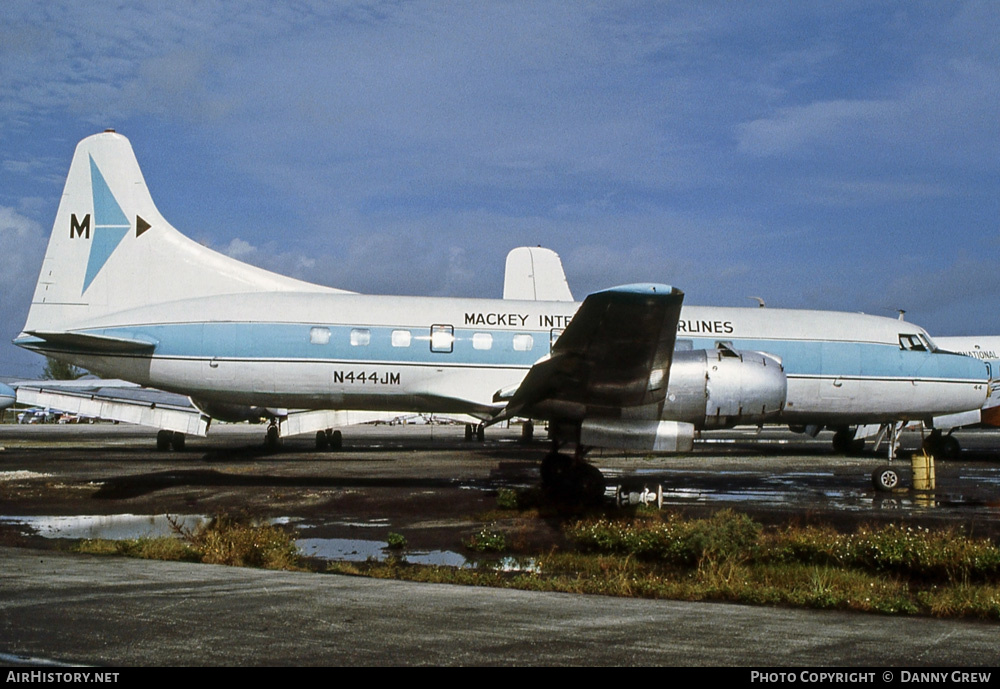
476, 423, 485, 442
573, 461, 607, 507
832, 428, 854, 453
541, 453, 605, 507
872, 466, 900, 492
465, 424, 473, 441
541, 451, 571, 486
521, 420, 534, 443
328, 429, 343, 450
940, 435, 960, 460
170, 432, 185, 452
265, 425, 281, 449
315, 431, 329, 450
156, 430, 171, 451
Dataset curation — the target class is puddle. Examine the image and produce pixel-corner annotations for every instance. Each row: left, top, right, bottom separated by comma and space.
0, 513, 476, 568
0, 514, 210, 540
298, 537, 472, 567
0, 471, 52, 480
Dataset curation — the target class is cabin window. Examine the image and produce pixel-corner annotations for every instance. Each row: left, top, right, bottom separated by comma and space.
549, 329, 563, 351
391, 330, 412, 347
899, 334, 927, 351
472, 333, 493, 350
350, 328, 371, 346
309, 327, 331, 345
513, 334, 534, 352
430, 325, 454, 353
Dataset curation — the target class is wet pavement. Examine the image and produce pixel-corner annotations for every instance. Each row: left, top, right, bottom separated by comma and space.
1, 422, 999, 665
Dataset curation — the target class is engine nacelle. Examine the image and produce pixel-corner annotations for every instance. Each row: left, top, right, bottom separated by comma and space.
662, 348, 787, 429
580, 419, 695, 453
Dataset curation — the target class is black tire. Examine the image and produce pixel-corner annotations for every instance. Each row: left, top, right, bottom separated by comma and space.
329, 429, 343, 450
832, 428, 854, 453
265, 425, 280, 449
940, 435, 960, 460
156, 430, 171, 451
541, 453, 605, 508
170, 432, 185, 452
872, 466, 900, 492
315, 431, 329, 450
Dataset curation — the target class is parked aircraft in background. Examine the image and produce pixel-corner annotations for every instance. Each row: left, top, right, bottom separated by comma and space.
0, 383, 14, 410
14, 131, 989, 500
915, 336, 1000, 457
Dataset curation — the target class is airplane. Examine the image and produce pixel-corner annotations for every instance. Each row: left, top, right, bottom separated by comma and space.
13, 131, 990, 501
0, 382, 15, 411
918, 336, 1000, 457
503, 248, 999, 462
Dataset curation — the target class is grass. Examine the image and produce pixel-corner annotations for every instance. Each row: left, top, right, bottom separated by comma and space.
74, 513, 305, 571
339, 505, 1000, 620
70, 502, 1000, 619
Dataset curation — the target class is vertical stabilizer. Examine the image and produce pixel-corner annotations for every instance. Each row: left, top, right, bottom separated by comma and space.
503, 246, 574, 301
22, 131, 341, 335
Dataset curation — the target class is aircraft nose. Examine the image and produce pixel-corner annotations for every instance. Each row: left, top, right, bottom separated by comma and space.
946, 353, 991, 407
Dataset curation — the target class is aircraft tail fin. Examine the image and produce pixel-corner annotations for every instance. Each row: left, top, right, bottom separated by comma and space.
503, 246, 574, 302
21, 130, 340, 335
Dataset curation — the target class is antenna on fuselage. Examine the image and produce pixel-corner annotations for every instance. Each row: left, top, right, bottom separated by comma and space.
748, 296, 765, 308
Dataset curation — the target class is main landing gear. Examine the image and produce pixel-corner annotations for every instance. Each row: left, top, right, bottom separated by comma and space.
315, 428, 343, 451
921, 429, 960, 460
155, 430, 185, 452
541, 444, 606, 508
831, 427, 865, 454
464, 423, 485, 442
263, 420, 344, 451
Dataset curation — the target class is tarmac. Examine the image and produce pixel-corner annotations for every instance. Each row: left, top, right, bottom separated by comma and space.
3, 545, 999, 667
2, 423, 1000, 666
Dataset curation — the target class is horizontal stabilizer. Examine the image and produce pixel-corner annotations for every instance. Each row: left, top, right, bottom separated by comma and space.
16, 384, 209, 436
21, 330, 157, 353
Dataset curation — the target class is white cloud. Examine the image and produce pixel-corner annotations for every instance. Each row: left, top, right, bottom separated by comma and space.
0, 206, 48, 375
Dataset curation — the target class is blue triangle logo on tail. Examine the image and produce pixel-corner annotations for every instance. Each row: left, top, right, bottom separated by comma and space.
83, 156, 129, 293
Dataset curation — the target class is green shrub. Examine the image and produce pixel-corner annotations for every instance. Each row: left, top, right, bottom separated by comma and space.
466, 525, 507, 552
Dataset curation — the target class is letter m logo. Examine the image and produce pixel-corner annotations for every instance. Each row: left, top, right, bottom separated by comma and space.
70, 213, 91, 239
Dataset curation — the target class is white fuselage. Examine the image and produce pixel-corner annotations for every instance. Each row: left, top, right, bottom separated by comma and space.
44, 291, 989, 427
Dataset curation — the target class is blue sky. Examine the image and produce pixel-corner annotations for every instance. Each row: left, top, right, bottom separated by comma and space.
1, 1, 998, 376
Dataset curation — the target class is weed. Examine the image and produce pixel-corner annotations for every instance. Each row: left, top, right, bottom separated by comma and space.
466, 524, 507, 552
496, 488, 520, 510
386, 532, 407, 550
74, 513, 303, 571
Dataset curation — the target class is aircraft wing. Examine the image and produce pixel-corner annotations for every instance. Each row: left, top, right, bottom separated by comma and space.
12, 379, 442, 439
500, 283, 683, 422
14, 380, 211, 436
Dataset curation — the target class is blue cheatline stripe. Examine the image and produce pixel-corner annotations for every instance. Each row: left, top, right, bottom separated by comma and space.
89, 323, 550, 367
75, 322, 989, 382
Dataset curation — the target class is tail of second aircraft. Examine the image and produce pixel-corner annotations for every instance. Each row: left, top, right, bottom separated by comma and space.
20, 130, 340, 337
